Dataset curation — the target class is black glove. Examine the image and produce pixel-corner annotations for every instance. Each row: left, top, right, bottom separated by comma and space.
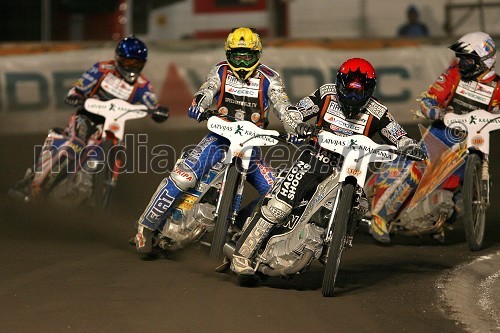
399, 143, 427, 161
65, 93, 83, 107
152, 106, 169, 123
295, 122, 315, 138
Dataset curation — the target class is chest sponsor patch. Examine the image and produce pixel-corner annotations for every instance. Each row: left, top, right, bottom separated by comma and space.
455, 80, 494, 105
101, 73, 134, 100
325, 100, 344, 117
225, 75, 260, 98
323, 114, 364, 134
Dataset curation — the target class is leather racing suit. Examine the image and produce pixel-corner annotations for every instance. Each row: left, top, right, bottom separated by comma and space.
136, 61, 291, 235
421, 64, 500, 186
232, 83, 417, 272
366, 65, 500, 242
32, 60, 161, 190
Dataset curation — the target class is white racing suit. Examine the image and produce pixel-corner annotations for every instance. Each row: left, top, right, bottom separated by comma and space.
135, 61, 292, 254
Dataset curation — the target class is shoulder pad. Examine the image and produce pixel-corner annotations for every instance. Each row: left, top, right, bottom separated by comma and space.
256, 64, 279, 79
216, 60, 227, 67
319, 84, 336, 98
365, 98, 387, 119
99, 60, 115, 71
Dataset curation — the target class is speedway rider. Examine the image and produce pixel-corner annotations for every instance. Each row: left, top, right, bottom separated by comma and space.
230, 58, 426, 276
9, 35, 169, 200
368, 31, 499, 243
134, 27, 293, 258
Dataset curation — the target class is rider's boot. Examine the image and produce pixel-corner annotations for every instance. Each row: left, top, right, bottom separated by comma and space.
231, 209, 275, 276
8, 168, 35, 202
432, 227, 446, 243
369, 215, 391, 243
134, 173, 187, 257
135, 225, 155, 259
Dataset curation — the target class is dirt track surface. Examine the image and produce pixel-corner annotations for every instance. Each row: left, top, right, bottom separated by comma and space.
1, 127, 500, 333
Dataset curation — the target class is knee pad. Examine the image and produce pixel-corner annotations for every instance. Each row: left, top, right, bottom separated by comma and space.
261, 197, 292, 224
169, 162, 197, 191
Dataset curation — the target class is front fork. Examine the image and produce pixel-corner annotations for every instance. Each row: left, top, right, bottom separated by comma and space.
214, 162, 246, 227
324, 182, 361, 247
324, 184, 342, 243
481, 155, 490, 206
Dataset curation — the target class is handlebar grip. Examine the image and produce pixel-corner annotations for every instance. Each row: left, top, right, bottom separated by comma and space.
198, 109, 216, 122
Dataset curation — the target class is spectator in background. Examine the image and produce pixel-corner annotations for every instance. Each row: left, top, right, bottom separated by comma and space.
398, 4, 429, 38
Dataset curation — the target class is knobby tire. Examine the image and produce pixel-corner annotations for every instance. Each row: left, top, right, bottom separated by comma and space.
93, 140, 115, 209
322, 183, 354, 297
462, 153, 486, 251
209, 164, 239, 262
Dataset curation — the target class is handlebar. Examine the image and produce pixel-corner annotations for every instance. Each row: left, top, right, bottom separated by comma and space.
201, 110, 302, 146
302, 125, 426, 162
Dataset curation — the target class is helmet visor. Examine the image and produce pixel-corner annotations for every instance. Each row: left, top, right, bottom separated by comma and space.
458, 56, 477, 73
337, 80, 370, 107
456, 54, 484, 79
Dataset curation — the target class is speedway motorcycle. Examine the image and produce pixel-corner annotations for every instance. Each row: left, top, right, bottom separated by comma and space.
151, 112, 292, 262
11, 98, 165, 209
223, 131, 399, 296
365, 109, 499, 251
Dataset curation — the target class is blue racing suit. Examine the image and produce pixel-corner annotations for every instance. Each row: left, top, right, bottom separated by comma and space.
31, 60, 162, 189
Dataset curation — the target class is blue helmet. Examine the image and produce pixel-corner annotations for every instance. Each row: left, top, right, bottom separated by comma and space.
115, 35, 148, 83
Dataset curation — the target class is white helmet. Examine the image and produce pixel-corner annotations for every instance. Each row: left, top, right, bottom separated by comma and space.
449, 31, 496, 80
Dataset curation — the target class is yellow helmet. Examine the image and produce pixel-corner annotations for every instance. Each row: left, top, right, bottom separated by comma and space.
225, 27, 262, 81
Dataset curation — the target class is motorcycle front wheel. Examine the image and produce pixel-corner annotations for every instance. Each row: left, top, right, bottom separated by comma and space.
92, 140, 116, 209
461, 153, 486, 251
209, 164, 239, 262
322, 183, 354, 297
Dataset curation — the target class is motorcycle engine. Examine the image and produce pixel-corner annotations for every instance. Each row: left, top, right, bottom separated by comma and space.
160, 202, 216, 248
48, 170, 94, 206
258, 223, 324, 270
398, 189, 455, 230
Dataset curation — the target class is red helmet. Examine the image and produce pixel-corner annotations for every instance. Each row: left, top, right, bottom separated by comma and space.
336, 58, 377, 118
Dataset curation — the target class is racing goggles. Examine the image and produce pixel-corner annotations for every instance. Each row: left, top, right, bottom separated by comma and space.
117, 56, 146, 72
457, 54, 480, 73
229, 50, 259, 67
338, 81, 369, 102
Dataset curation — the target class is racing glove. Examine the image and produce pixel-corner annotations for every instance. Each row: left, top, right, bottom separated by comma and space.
282, 106, 304, 135
187, 96, 206, 122
420, 97, 447, 120
295, 122, 315, 138
65, 93, 84, 107
152, 106, 169, 123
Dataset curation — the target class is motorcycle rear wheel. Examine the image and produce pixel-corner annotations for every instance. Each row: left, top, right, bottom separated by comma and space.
92, 140, 115, 209
322, 183, 354, 297
462, 153, 486, 251
209, 164, 239, 262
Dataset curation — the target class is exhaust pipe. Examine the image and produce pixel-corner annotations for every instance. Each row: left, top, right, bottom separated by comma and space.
395, 212, 448, 237
222, 242, 314, 278
223, 240, 237, 259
